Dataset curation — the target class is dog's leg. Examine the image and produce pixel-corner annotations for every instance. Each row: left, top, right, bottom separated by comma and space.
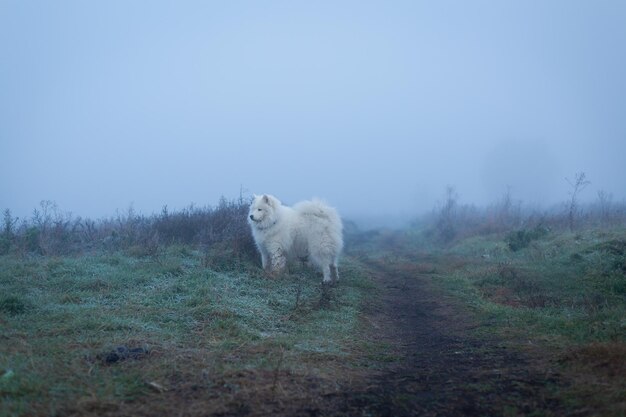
269, 246, 287, 276
330, 264, 339, 283
322, 264, 332, 283
260, 250, 270, 271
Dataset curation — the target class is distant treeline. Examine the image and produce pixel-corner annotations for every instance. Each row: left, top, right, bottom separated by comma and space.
420, 185, 626, 244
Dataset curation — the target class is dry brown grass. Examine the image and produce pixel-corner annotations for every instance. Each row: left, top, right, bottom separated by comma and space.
558, 342, 626, 417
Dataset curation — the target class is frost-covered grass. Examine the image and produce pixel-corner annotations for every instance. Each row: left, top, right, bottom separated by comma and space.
0, 247, 372, 416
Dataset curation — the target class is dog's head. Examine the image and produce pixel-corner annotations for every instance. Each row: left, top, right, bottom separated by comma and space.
248, 194, 280, 228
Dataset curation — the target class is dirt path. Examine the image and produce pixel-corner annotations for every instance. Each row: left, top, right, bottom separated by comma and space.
84, 259, 572, 417
321, 260, 568, 416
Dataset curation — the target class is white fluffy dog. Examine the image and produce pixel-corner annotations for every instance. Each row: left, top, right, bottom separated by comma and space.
248, 194, 343, 284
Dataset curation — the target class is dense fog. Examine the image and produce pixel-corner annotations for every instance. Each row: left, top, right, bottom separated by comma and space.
2, 1, 625, 224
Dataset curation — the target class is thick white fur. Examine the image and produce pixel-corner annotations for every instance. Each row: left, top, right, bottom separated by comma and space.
248, 194, 343, 283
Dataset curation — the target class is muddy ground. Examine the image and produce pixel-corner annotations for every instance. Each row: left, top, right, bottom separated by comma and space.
68, 259, 595, 417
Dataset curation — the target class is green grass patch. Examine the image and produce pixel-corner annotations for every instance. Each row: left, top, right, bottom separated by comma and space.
423, 227, 626, 346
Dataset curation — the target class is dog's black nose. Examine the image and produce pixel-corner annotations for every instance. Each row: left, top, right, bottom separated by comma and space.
249, 215, 254, 220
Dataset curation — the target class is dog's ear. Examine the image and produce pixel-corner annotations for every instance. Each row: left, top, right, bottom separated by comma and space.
263, 195, 270, 204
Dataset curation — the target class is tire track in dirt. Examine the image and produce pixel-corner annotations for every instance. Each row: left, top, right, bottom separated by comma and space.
322, 259, 568, 417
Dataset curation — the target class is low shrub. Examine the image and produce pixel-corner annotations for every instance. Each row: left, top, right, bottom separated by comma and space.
505, 226, 549, 251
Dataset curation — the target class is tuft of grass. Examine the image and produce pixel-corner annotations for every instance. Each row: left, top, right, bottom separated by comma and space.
0, 295, 30, 315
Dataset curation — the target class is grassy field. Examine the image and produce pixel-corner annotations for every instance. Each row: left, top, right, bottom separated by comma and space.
1, 217, 625, 416
0, 247, 376, 416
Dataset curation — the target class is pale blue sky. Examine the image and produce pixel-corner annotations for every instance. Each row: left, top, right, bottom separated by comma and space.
1, 1, 625, 221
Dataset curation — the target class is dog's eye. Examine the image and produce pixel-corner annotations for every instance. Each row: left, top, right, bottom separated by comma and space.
257, 208, 262, 211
